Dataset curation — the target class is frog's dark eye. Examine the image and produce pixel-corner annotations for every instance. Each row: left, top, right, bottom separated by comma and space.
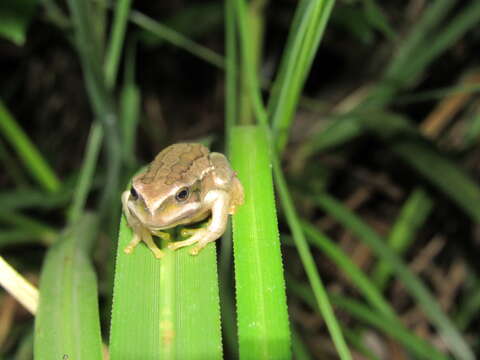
130, 187, 138, 200
175, 188, 190, 202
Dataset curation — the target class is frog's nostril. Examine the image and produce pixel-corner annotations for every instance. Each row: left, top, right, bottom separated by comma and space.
130, 187, 138, 200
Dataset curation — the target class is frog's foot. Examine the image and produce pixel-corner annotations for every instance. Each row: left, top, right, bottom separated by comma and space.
143, 231, 165, 259
167, 227, 207, 251
125, 228, 165, 259
168, 227, 221, 255
124, 233, 141, 254
151, 230, 171, 242
167, 236, 200, 251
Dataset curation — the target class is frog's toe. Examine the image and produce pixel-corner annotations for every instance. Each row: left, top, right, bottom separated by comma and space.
168, 238, 197, 250
180, 228, 197, 237
152, 248, 165, 259
152, 230, 171, 242
124, 233, 141, 255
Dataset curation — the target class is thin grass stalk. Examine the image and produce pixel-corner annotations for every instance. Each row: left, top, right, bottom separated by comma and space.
233, 0, 268, 125
130, 10, 224, 69
272, 155, 352, 360
371, 188, 433, 289
120, 38, 140, 169
104, 0, 133, 89
67, 0, 122, 220
0, 100, 61, 192
314, 193, 474, 360
269, 0, 335, 152
225, 0, 237, 141
68, 122, 103, 224
287, 277, 449, 360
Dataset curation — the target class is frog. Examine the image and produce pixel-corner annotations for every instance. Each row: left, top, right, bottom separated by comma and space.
121, 143, 244, 259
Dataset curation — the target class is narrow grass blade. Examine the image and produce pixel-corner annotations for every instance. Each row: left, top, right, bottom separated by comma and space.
130, 10, 224, 69
67, 0, 121, 218
0, 188, 71, 211
109, 217, 222, 359
392, 139, 480, 223
120, 38, 140, 168
0, 0, 37, 46
296, 222, 446, 358
0, 256, 38, 314
299, 223, 395, 319
269, 0, 335, 152
225, 0, 237, 140
455, 282, 480, 330
291, 328, 313, 360
372, 188, 433, 289
314, 193, 474, 360
233, 0, 268, 125
0, 230, 53, 248
34, 213, 103, 360
229, 125, 291, 359
287, 277, 449, 360
362, 0, 396, 41
0, 100, 61, 192
302, 110, 480, 225
0, 211, 57, 246
68, 121, 103, 224
270, 143, 351, 358
104, 0, 133, 89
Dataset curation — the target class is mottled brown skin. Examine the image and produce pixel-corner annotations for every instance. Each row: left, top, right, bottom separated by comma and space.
122, 143, 244, 258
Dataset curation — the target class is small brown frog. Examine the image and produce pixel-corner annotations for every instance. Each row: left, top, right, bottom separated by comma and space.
121, 143, 244, 258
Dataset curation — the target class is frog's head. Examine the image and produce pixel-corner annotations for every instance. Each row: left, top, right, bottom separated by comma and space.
126, 174, 205, 230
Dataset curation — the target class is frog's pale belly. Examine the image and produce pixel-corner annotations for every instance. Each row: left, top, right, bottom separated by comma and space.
121, 143, 244, 259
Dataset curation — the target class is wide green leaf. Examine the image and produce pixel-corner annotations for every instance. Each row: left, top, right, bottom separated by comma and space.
34, 213, 102, 360
230, 125, 291, 359
109, 215, 222, 359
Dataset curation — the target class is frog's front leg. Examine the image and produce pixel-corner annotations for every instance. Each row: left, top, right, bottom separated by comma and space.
122, 190, 165, 259
168, 190, 230, 255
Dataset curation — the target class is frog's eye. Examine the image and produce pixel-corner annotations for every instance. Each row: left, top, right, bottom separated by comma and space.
130, 187, 139, 200
175, 187, 190, 202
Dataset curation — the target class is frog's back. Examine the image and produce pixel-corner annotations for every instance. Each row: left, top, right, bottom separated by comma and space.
139, 143, 212, 186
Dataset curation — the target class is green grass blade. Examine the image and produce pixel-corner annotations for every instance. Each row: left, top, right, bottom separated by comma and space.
67, 0, 121, 218
297, 222, 446, 358
0, 210, 57, 247
301, 110, 480, 224
271, 150, 351, 358
0, 0, 37, 46
403, 1, 480, 88
233, 0, 268, 126
299, 223, 395, 319
269, 0, 335, 152
287, 277, 449, 360
34, 213, 102, 360
0, 188, 71, 211
104, 0, 132, 89
130, 10, 224, 69
68, 122, 103, 224
229, 125, 291, 359
372, 188, 433, 289
120, 38, 140, 168
0, 100, 61, 192
109, 217, 222, 359
225, 0, 237, 140
362, 0, 396, 41
314, 193, 474, 360
291, 328, 313, 360
391, 138, 480, 224
455, 282, 480, 330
